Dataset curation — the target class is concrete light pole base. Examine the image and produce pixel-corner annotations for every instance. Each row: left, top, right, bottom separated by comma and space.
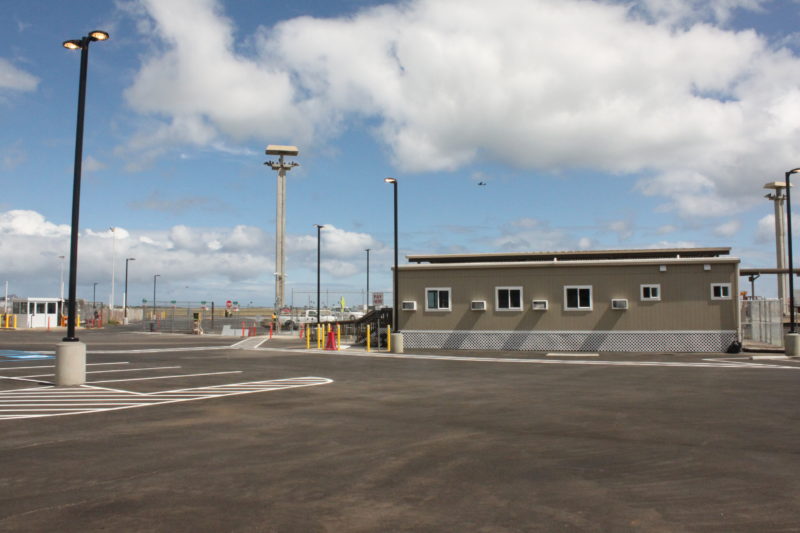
391, 333, 404, 354
56, 342, 86, 386
785, 333, 800, 357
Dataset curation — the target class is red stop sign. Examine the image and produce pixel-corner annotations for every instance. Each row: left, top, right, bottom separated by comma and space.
226, 300, 233, 309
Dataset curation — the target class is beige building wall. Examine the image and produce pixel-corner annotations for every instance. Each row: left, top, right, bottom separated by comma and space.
397, 259, 739, 333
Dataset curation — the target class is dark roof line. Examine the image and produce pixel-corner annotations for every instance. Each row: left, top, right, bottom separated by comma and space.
407, 247, 732, 264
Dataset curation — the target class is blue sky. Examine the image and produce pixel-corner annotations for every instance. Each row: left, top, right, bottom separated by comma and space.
2, 0, 800, 308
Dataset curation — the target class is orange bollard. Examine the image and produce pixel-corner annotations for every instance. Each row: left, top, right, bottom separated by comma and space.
325, 330, 337, 350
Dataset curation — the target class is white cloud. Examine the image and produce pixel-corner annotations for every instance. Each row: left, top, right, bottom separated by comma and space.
607, 220, 634, 241
83, 156, 107, 173
714, 219, 741, 237
493, 218, 572, 251
647, 240, 699, 249
657, 224, 678, 235
0, 58, 38, 92
0, 209, 382, 301
0, 210, 70, 237
121, 0, 800, 220
633, 0, 769, 26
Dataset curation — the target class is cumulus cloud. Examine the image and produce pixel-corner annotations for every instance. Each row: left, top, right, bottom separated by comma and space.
0, 58, 38, 92
0, 210, 70, 237
493, 218, 572, 251
0, 209, 382, 301
607, 220, 634, 241
120, 0, 800, 219
633, 0, 769, 26
714, 219, 741, 237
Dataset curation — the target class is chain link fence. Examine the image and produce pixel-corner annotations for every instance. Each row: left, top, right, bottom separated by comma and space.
136, 302, 268, 335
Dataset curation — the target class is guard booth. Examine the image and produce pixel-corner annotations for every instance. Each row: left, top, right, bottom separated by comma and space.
12, 298, 63, 328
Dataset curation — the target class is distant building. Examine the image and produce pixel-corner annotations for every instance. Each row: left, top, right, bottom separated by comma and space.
9, 297, 63, 328
396, 248, 739, 353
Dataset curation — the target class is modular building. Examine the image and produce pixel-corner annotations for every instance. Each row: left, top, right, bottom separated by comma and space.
396, 248, 740, 353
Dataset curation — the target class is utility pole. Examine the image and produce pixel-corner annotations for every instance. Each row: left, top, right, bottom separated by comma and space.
765, 182, 789, 315
265, 145, 299, 313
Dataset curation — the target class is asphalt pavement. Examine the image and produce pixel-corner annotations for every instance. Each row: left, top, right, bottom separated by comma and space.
1, 328, 799, 532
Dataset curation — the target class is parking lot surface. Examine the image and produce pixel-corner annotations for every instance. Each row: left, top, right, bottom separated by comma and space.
1, 329, 799, 532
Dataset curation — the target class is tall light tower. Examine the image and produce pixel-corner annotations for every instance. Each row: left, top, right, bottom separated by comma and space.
765, 181, 789, 315
265, 145, 299, 313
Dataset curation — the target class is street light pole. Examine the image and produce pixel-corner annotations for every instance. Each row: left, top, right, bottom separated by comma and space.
109, 226, 116, 310
365, 248, 370, 310
265, 145, 299, 313
785, 169, 800, 335
384, 178, 399, 332
58, 255, 65, 302
153, 274, 160, 322
57, 30, 109, 387
314, 225, 324, 326
124, 257, 135, 323
92, 282, 98, 310
61, 30, 109, 344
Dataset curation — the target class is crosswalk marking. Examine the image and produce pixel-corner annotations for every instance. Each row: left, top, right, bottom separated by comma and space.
0, 377, 333, 420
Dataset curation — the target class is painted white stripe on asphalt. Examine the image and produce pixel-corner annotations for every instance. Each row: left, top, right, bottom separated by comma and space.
0, 362, 130, 371
288, 348, 800, 370
88, 370, 243, 384
0, 377, 332, 420
21, 366, 182, 378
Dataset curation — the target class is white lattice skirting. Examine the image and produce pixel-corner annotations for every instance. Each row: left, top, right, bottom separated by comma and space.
402, 330, 738, 353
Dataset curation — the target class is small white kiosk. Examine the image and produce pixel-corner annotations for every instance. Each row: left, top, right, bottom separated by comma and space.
12, 298, 63, 328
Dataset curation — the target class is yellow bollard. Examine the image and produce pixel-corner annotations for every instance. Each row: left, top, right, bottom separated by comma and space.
317, 324, 322, 349
366, 324, 371, 352
337, 324, 341, 350
387, 325, 391, 352
306, 325, 310, 349
13, 315, 17, 329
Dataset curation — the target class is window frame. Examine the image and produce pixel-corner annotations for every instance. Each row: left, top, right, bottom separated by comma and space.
710, 283, 732, 300
640, 284, 661, 302
425, 287, 452, 312
564, 285, 593, 311
495, 286, 523, 311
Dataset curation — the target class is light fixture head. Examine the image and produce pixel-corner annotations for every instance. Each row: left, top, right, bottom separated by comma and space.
63, 40, 82, 50
384, 177, 397, 184
265, 145, 299, 157
788, 168, 800, 175
128, 257, 136, 261
89, 30, 109, 41
313, 224, 325, 229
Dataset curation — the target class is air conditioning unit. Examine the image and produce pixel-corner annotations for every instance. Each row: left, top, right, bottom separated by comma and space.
401, 301, 417, 311
611, 299, 629, 310
471, 300, 487, 311
532, 300, 548, 311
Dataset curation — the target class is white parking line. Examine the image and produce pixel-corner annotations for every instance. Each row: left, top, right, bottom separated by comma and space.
20, 366, 182, 378
0, 362, 129, 371
0, 377, 332, 420
292, 348, 800, 370
88, 370, 243, 384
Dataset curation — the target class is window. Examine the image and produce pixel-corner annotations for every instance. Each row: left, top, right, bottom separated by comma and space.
532, 300, 549, 311
711, 283, 731, 300
641, 284, 661, 301
564, 286, 592, 311
496, 287, 523, 311
426, 288, 451, 311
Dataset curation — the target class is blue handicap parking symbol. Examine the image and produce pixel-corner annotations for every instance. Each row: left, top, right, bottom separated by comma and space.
0, 350, 54, 360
